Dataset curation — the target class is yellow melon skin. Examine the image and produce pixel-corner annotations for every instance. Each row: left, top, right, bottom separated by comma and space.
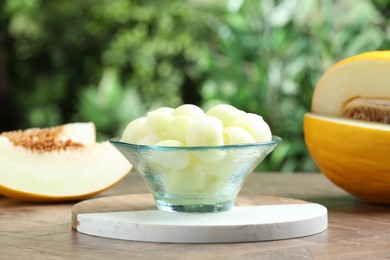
0, 177, 124, 202
304, 113, 390, 204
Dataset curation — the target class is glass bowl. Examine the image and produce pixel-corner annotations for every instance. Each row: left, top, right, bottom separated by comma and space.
110, 136, 282, 213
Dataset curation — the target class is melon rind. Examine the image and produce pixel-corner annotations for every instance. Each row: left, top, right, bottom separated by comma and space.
304, 113, 390, 204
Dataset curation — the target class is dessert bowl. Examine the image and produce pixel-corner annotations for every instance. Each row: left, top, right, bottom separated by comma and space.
110, 136, 282, 213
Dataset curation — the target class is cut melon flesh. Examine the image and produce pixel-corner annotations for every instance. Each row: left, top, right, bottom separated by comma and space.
312, 51, 390, 118
0, 123, 131, 201
57, 122, 96, 145
120, 104, 273, 201
121, 104, 272, 146
305, 113, 390, 131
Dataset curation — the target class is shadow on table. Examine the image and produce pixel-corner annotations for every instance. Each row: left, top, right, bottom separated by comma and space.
301, 195, 390, 214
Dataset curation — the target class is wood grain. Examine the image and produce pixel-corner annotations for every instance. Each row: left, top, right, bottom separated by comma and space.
1, 173, 390, 259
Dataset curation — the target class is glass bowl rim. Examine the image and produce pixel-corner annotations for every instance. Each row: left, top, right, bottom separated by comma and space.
109, 135, 282, 151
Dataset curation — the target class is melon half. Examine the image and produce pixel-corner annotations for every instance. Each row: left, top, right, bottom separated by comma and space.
0, 122, 131, 201
304, 51, 390, 204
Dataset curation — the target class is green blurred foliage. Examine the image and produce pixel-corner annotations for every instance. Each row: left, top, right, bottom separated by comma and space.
1, 0, 389, 172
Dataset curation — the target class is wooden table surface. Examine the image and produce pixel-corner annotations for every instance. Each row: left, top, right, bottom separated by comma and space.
1, 173, 389, 259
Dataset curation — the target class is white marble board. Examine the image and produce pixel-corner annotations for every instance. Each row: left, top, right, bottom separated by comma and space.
72, 194, 327, 243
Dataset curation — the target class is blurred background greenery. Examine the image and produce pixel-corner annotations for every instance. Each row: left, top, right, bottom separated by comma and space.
0, 0, 389, 172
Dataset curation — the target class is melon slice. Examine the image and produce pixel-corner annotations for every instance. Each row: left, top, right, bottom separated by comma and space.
312, 50, 390, 121
304, 50, 390, 204
0, 122, 131, 201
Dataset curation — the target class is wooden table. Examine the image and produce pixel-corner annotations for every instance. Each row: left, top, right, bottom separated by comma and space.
1, 173, 389, 259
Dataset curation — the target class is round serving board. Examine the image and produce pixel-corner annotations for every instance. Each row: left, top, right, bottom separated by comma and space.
72, 193, 327, 243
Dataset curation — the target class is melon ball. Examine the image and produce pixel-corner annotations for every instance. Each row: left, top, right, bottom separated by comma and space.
163, 115, 195, 143
232, 113, 272, 142
156, 139, 185, 147
199, 175, 232, 198
173, 104, 205, 118
121, 104, 273, 147
137, 134, 162, 145
145, 109, 175, 135
206, 104, 246, 126
165, 164, 206, 193
185, 116, 224, 146
121, 117, 148, 143
154, 106, 175, 114
150, 140, 189, 169
206, 153, 237, 178
223, 126, 256, 145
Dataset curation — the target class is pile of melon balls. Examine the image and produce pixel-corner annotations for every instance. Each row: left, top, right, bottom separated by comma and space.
121, 104, 272, 196
121, 104, 272, 147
